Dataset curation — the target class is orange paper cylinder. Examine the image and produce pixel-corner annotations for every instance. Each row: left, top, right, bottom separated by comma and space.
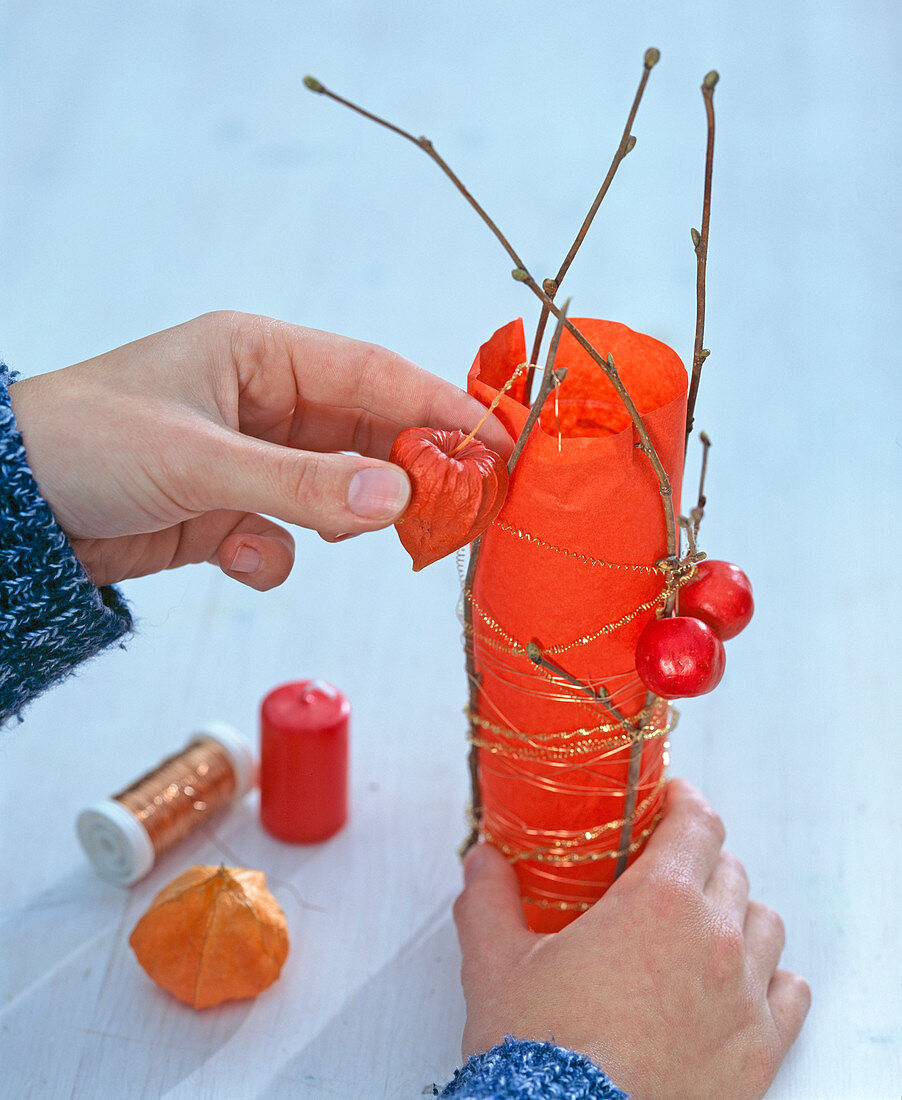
466, 317, 688, 932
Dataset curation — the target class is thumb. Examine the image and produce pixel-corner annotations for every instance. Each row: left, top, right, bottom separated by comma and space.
453, 844, 532, 981
204, 430, 411, 538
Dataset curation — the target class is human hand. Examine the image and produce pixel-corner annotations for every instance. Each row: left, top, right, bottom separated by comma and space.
8, 311, 511, 589
454, 779, 810, 1100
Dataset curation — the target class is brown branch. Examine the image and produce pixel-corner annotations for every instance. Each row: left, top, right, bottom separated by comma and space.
526, 47, 660, 397
526, 643, 634, 732
304, 75, 531, 279
461, 568, 483, 856
529, 643, 652, 882
615, 723, 645, 879
673, 431, 717, 611
461, 303, 572, 854
508, 299, 570, 473
696, 430, 711, 513
677, 429, 713, 575
685, 72, 718, 447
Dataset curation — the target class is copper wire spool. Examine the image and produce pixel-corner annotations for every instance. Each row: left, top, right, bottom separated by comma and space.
76, 722, 255, 886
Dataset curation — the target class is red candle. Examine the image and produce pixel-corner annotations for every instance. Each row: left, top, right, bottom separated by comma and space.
259, 680, 349, 843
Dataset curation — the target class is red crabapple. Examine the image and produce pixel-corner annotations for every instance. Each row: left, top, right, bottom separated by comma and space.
635, 615, 726, 699
679, 560, 754, 640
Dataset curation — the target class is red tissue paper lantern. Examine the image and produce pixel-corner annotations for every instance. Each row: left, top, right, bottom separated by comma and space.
464, 316, 688, 932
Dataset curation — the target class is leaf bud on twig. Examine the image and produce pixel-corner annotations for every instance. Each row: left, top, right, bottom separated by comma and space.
542, 278, 558, 296
625, 135, 637, 154
703, 70, 720, 89
690, 227, 701, 247
655, 555, 682, 574
644, 48, 661, 69
303, 75, 324, 93
511, 268, 530, 282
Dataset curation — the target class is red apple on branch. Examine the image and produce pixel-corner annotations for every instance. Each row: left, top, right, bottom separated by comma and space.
635, 615, 726, 699
679, 560, 754, 640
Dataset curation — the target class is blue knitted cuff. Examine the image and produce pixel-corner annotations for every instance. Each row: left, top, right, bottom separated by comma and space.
1, 362, 132, 723
436, 1037, 629, 1099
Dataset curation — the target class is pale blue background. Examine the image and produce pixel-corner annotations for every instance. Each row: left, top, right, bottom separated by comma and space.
1, 2, 900, 1097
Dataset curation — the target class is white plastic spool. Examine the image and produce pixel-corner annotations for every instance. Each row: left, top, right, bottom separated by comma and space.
76, 721, 255, 886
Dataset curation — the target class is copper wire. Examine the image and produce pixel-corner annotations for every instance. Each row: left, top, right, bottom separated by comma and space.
114, 736, 239, 858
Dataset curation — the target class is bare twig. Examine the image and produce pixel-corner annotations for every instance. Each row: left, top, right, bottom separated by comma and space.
460, 528, 485, 854
615, 724, 645, 879
679, 429, 713, 564
304, 76, 531, 279
696, 430, 711, 512
461, 303, 572, 854
305, 74, 678, 558
526, 642, 634, 732
685, 72, 718, 447
526, 47, 660, 397
508, 299, 571, 473
529, 639, 650, 882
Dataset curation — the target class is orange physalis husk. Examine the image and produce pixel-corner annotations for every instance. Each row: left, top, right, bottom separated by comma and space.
390, 427, 509, 570
129, 864, 289, 1009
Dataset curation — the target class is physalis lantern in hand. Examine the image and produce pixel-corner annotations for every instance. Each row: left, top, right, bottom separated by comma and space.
390, 428, 508, 570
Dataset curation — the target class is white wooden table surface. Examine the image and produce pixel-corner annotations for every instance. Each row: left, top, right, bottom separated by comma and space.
1, 3, 899, 1097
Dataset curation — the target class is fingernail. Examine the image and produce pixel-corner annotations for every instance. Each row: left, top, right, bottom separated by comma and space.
318, 532, 360, 543
463, 845, 484, 884
348, 467, 409, 520
229, 546, 261, 574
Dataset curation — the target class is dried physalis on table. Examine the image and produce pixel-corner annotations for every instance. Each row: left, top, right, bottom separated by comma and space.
390, 427, 509, 570
129, 864, 289, 1009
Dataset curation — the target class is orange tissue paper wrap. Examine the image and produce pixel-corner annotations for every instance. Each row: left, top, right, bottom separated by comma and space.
466, 317, 688, 932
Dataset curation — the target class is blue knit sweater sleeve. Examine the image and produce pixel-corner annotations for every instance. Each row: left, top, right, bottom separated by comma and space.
437, 1037, 629, 1099
1, 363, 132, 723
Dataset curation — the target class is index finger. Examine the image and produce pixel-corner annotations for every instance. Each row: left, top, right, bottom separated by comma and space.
236, 315, 514, 458
638, 777, 727, 885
